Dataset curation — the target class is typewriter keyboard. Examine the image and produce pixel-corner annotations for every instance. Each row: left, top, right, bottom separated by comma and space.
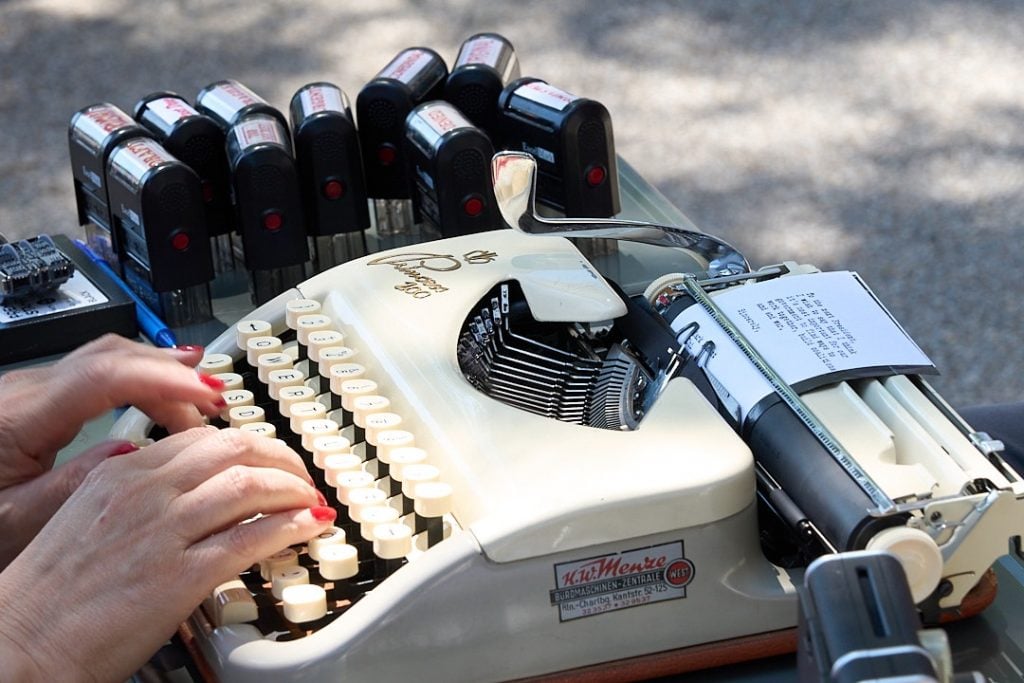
199, 305, 460, 640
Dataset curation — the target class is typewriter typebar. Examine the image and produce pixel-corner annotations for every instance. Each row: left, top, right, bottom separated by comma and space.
110, 158, 1024, 680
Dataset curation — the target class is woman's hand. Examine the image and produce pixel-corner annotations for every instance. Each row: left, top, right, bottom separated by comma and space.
0, 334, 227, 567
0, 427, 334, 682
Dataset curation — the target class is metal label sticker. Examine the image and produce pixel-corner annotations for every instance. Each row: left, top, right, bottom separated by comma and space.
72, 105, 135, 153
299, 85, 348, 118
516, 81, 579, 112
0, 270, 109, 324
109, 138, 175, 191
378, 48, 433, 84
234, 116, 286, 149
549, 540, 694, 622
407, 102, 472, 155
146, 97, 200, 127
200, 81, 265, 124
455, 36, 505, 68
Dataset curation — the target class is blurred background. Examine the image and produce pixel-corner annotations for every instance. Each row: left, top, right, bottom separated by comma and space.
1, 0, 1021, 408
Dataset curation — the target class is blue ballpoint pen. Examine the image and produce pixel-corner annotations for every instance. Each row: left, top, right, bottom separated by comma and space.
72, 239, 178, 347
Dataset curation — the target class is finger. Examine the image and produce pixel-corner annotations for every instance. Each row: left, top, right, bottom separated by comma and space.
39, 348, 225, 435
186, 506, 337, 586
0, 440, 140, 567
158, 429, 313, 491
171, 465, 321, 541
102, 427, 216, 472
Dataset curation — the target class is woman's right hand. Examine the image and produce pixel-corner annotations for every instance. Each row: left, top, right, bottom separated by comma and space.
0, 427, 335, 682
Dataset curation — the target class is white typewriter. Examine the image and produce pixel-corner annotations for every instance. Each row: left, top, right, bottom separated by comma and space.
113, 154, 1024, 682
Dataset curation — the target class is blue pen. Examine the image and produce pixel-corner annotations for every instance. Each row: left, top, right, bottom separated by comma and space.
73, 239, 178, 348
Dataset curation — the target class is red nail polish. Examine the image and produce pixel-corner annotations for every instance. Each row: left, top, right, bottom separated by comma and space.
311, 506, 336, 522
175, 344, 204, 354
315, 490, 327, 506
199, 374, 225, 390
107, 442, 139, 457
213, 398, 227, 408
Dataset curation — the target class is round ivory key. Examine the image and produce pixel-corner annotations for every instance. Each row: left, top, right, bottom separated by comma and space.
246, 336, 283, 366
352, 395, 391, 427
318, 544, 359, 581
239, 421, 277, 439
364, 412, 402, 445
401, 464, 441, 499
306, 330, 345, 363
289, 401, 328, 434
307, 526, 346, 561
329, 363, 366, 394
324, 454, 364, 487
210, 372, 245, 391
373, 523, 413, 560
260, 547, 298, 581
302, 418, 340, 452
271, 565, 310, 600
267, 368, 306, 400
229, 405, 266, 428
414, 481, 454, 519
296, 314, 334, 346
198, 353, 233, 375
335, 471, 376, 505
360, 505, 401, 541
313, 435, 352, 469
285, 299, 321, 330
347, 487, 388, 523
236, 319, 273, 350
281, 583, 327, 623
375, 431, 415, 464
389, 447, 428, 481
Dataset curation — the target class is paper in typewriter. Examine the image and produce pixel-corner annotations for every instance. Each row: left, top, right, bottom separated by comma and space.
669, 271, 935, 424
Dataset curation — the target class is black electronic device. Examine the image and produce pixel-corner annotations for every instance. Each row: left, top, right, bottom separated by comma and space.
68, 103, 155, 267
0, 234, 136, 365
105, 137, 214, 326
0, 234, 75, 301
196, 79, 289, 131
444, 32, 520, 137
496, 77, 619, 218
405, 101, 498, 237
225, 114, 309, 304
289, 82, 370, 268
134, 92, 234, 238
798, 551, 983, 682
356, 47, 448, 237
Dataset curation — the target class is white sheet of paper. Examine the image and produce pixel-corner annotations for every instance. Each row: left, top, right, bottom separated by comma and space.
669, 271, 934, 423
0, 270, 110, 324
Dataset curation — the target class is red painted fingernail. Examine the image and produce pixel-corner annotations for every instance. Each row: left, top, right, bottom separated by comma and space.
199, 374, 225, 390
315, 490, 327, 506
107, 442, 140, 457
213, 398, 227, 408
311, 506, 336, 522
175, 344, 204, 353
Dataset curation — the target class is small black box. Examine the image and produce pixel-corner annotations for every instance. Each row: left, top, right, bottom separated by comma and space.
0, 234, 137, 365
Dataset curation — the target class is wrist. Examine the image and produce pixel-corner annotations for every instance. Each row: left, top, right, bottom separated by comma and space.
0, 574, 54, 681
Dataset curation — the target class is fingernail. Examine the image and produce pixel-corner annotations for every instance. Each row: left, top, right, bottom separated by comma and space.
310, 506, 336, 522
315, 490, 327, 506
199, 374, 225, 390
175, 344, 204, 353
213, 398, 227, 408
107, 442, 140, 457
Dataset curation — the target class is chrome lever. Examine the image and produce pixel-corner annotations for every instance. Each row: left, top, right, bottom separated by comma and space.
490, 151, 750, 277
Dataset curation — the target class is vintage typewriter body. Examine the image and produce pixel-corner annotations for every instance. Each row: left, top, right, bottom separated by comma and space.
112, 154, 1024, 682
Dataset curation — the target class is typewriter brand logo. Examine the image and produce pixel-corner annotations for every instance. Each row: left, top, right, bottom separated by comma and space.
548, 540, 693, 622
367, 250, 498, 299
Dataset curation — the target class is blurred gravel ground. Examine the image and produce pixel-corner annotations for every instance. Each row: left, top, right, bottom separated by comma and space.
1, 0, 1021, 406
